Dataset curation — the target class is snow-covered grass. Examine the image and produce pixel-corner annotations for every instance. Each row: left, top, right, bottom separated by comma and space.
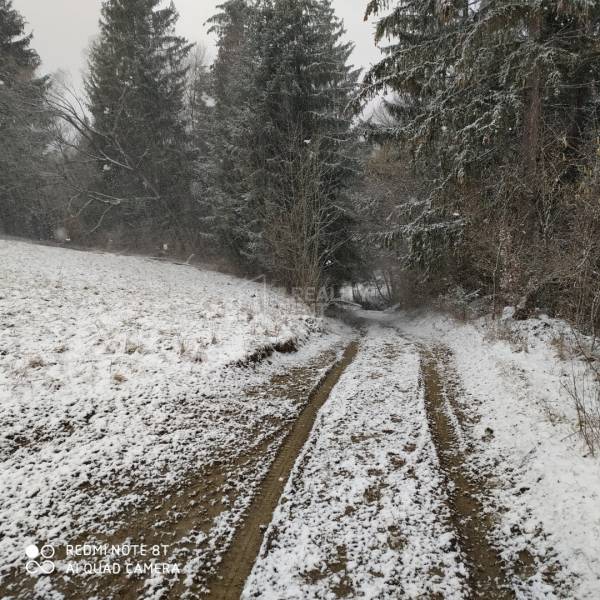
399, 310, 600, 598
0, 239, 346, 595
4, 238, 599, 598
244, 326, 467, 599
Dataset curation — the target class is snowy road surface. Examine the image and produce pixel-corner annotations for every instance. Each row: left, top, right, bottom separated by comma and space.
244, 326, 469, 599
244, 312, 600, 599
1, 240, 600, 599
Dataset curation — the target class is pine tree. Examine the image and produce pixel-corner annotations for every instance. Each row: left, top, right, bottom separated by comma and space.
253, 0, 360, 286
358, 1, 469, 275
201, 0, 255, 261
186, 46, 212, 158
363, 0, 600, 193
251, 0, 358, 192
208, 0, 251, 114
85, 0, 193, 243
0, 0, 51, 237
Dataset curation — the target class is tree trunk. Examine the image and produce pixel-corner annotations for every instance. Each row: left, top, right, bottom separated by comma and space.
523, 9, 543, 180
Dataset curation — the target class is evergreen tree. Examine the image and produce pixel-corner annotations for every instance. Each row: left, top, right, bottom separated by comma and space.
202, 0, 255, 261
85, 0, 193, 244
253, 0, 360, 286
209, 0, 360, 287
208, 0, 250, 114
364, 0, 600, 186
0, 0, 52, 237
360, 0, 600, 284
186, 46, 212, 158
184, 45, 214, 248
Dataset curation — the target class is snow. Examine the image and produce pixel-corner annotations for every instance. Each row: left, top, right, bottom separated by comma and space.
398, 310, 600, 598
0, 239, 348, 594
244, 326, 467, 599
246, 308, 600, 598
3, 238, 599, 598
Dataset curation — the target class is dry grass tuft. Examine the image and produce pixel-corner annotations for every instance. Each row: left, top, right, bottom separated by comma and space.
178, 338, 187, 357
28, 356, 45, 369
125, 340, 142, 355
551, 333, 571, 361
113, 372, 127, 384
564, 364, 600, 456
191, 351, 205, 364
484, 321, 529, 353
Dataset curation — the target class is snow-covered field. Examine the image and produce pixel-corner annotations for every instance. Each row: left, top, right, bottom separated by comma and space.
0, 240, 347, 598
3, 238, 600, 599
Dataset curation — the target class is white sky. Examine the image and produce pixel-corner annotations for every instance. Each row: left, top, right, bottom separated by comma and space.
13, 0, 382, 88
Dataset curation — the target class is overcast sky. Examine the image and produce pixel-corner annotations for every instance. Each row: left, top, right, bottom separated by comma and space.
13, 0, 382, 89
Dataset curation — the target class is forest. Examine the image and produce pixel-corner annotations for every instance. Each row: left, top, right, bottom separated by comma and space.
1, 0, 600, 332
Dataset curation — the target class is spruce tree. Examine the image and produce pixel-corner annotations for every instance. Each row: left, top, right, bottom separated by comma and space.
360, 0, 600, 282
85, 0, 193, 243
251, 0, 358, 193
209, 0, 359, 287
186, 46, 212, 159
208, 0, 250, 114
0, 0, 51, 237
362, 0, 600, 195
253, 0, 360, 286
202, 0, 255, 262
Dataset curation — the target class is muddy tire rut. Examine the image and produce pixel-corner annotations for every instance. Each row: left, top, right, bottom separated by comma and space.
421, 347, 514, 599
205, 340, 359, 600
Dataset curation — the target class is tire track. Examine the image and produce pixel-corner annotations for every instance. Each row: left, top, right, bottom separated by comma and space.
421, 347, 515, 599
205, 340, 359, 600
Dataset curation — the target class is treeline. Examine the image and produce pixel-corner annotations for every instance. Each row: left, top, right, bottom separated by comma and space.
2, 0, 600, 330
0, 0, 53, 238
0, 0, 359, 295
359, 1, 600, 332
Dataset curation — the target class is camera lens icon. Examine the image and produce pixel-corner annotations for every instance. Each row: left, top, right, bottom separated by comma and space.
25, 544, 55, 575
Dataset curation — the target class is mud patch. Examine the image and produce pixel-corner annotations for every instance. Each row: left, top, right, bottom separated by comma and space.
233, 338, 300, 368
421, 349, 514, 599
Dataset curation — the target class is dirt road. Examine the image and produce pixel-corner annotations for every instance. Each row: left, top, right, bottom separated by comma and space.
235, 321, 567, 599
205, 342, 359, 599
